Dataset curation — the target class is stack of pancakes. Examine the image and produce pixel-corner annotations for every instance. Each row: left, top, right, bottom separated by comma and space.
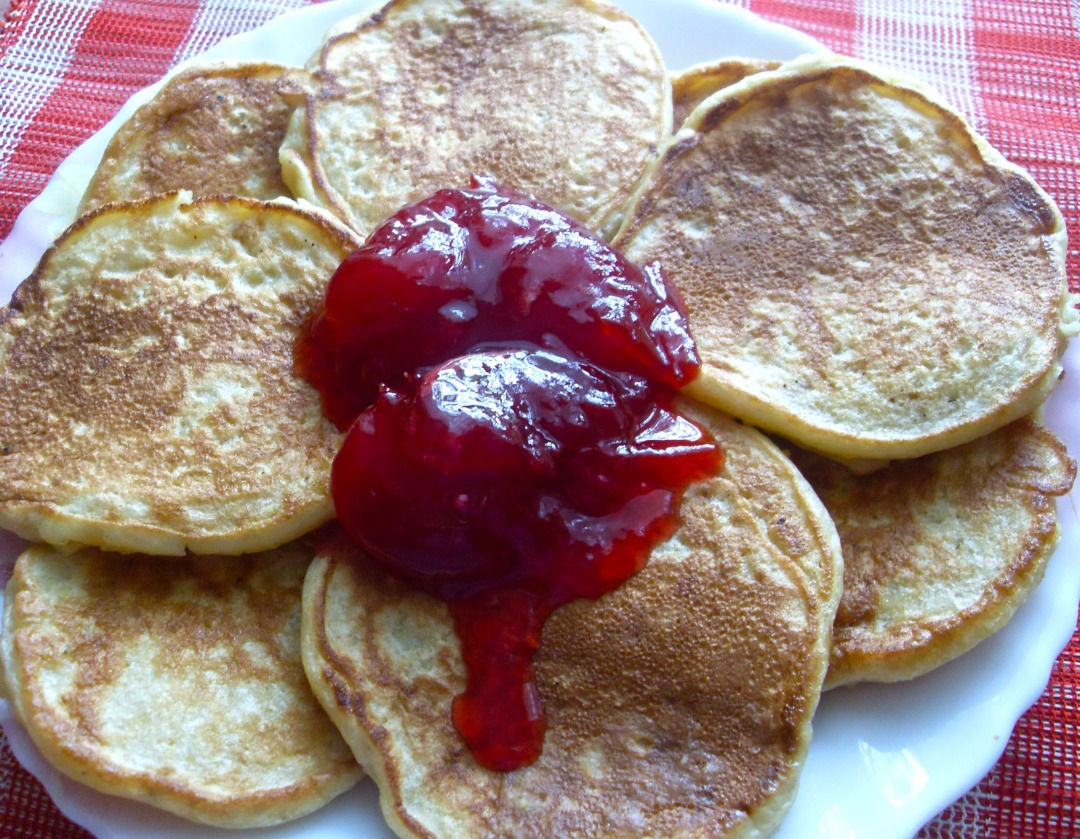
0, 0, 1075, 836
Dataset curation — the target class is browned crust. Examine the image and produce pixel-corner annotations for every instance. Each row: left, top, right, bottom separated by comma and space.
616, 56, 1071, 461
290, 0, 670, 237
301, 77, 354, 225
304, 552, 436, 839
0, 192, 360, 555
2, 543, 364, 827
302, 406, 843, 838
79, 62, 312, 213
670, 58, 782, 128
8, 192, 358, 314
786, 418, 1077, 688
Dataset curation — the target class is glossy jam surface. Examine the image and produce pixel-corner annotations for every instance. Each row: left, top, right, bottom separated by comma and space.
297, 177, 700, 430
299, 180, 722, 771
331, 349, 721, 769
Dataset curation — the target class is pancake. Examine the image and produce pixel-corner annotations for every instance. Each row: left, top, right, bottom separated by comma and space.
0, 191, 361, 556
79, 61, 310, 213
0, 540, 364, 827
279, 0, 670, 239
785, 417, 1076, 688
671, 58, 781, 128
614, 54, 1077, 462
301, 403, 843, 838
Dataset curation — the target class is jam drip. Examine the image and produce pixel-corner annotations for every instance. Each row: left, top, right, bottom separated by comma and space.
299, 178, 722, 771
330, 349, 721, 769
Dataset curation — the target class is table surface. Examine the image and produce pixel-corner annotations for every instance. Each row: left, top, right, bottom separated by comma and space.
1, 1, 1078, 838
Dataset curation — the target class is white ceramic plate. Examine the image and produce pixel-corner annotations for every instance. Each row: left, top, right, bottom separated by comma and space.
0, 1, 1077, 838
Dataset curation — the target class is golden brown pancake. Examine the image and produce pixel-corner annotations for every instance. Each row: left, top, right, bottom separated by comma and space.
80, 61, 310, 213
0, 541, 364, 827
670, 58, 781, 128
615, 54, 1077, 462
302, 403, 843, 838
785, 417, 1076, 688
280, 0, 670, 238
0, 191, 361, 556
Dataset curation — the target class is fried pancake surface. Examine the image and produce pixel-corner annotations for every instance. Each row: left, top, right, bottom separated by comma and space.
302, 404, 842, 838
787, 418, 1076, 688
280, 0, 669, 238
0, 192, 360, 556
616, 55, 1077, 461
80, 61, 309, 213
0, 541, 364, 827
670, 58, 781, 128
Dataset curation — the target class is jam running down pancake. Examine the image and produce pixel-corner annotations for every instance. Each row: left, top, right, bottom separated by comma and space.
298, 179, 722, 770
0, 0, 1074, 835
302, 404, 842, 838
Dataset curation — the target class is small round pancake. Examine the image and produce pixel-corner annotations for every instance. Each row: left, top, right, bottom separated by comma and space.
0, 541, 364, 828
671, 58, 781, 129
302, 403, 842, 838
80, 61, 310, 213
615, 54, 1077, 461
280, 0, 670, 238
0, 191, 361, 556
786, 417, 1077, 688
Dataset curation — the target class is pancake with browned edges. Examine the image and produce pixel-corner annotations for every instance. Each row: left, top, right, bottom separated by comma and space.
615, 54, 1077, 462
0, 541, 364, 827
302, 403, 842, 839
80, 61, 309, 213
785, 417, 1076, 688
0, 191, 360, 556
280, 0, 670, 238
670, 58, 781, 128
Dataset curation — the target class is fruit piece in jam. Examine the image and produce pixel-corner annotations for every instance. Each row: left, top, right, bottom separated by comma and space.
298, 179, 722, 771
331, 348, 721, 770
296, 176, 700, 430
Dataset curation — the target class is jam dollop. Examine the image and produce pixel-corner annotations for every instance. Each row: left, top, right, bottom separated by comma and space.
298, 178, 722, 771
297, 176, 700, 430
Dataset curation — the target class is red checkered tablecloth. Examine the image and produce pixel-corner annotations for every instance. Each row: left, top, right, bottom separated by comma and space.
0, 1, 1077, 837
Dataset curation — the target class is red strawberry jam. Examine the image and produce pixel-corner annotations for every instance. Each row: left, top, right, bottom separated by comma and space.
297, 176, 700, 430
298, 179, 722, 771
